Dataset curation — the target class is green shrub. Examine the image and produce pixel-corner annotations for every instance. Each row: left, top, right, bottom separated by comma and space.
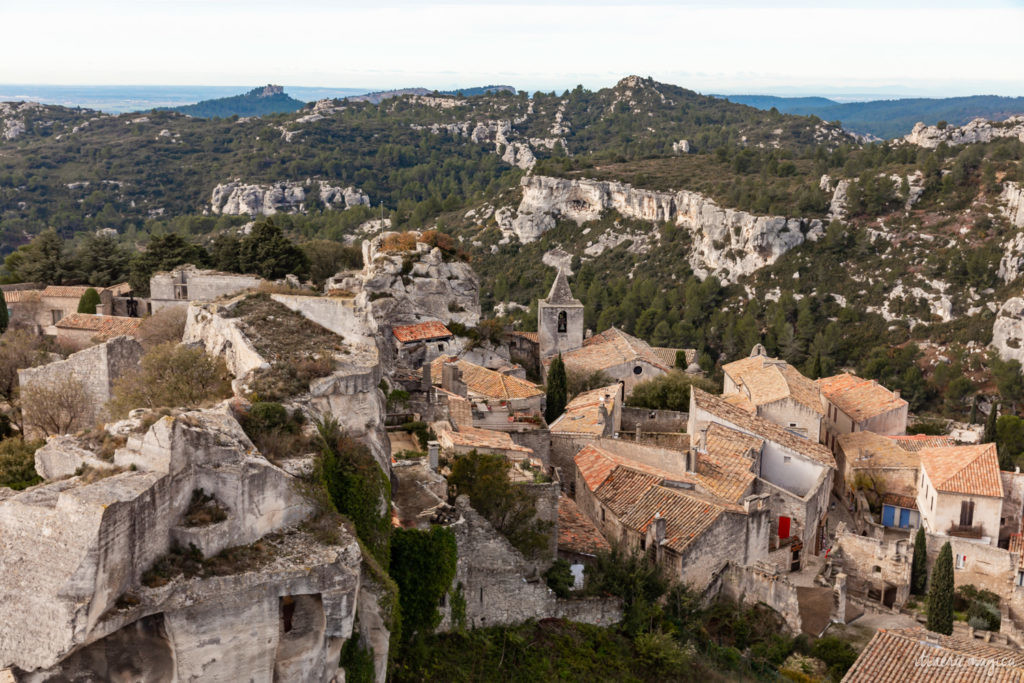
338, 631, 376, 683
389, 526, 457, 642
0, 437, 44, 490
811, 636, 858, 679
77, 287, 101, 314
543, 559, 575, 598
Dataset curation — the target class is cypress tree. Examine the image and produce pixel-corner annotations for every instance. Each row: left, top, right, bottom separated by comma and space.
969, 396, 978, 425
77, 287, 101, 314
927, 541, 954, 635
911, 527, 928, 595
0, 297, 8, 334
545, 354, 567, 424
984, 402, 999, 444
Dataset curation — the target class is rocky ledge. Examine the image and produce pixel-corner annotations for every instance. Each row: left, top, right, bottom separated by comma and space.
210, 180, 369, 216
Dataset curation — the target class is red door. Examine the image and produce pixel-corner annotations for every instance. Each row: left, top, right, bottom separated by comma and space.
778, 516, 791, 540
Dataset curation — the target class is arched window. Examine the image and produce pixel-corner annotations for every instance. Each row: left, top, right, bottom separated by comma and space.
557, 310, 567, 333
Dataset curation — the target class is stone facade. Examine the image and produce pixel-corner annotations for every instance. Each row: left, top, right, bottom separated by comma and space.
18, 336, 143, 438
830, 526, 912, 609
537, 268, 584, 359
150, 265, 263, 312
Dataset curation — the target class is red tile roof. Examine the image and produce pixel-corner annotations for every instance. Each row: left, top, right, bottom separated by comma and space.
920, 442, 1003, 498
818, 373, 907, 424
724, 353, 824, 416
3, 289, 41, 303
55, 313, 142, 339
889, 434, 955, 452
692, 388, 836, 468
695, 423, 760, 502
574, 443, 689, 492
430, 356, 543, 401
392, 321, 453, 343
549, 383, 621, 435
41, 285, 100, 299
558, 496, 611, 556
843, 628, 1024, 682
619, 485, 726, 554
550, 327, 671, 375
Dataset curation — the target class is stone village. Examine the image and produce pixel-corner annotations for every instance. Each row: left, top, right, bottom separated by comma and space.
3, 230, 1024, 681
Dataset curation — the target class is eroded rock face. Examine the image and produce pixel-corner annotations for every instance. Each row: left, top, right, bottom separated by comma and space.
503, 176, 824, 283
904, 116, 1024, 148
999, 232, 1024, 284
0, 408, 361, 681
328, 233, 481, 327
992, 297, 1024, 365
1002, 181, 1024, 229
210, 180, 369, 215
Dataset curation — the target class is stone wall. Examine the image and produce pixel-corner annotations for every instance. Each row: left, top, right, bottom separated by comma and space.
618, 431, 689, 452
18, 336, 143, 438
620, 406, 689, 434
150, 266, 263, 312
270, 293, 378, 345
184, 300, 268, 378
831, 526, 912, 608
1001, 471, 1024, 546
924, 532, 1016, 599
720, 563, 803, 634
438, 496, 621, 631
508, 429, 551, 468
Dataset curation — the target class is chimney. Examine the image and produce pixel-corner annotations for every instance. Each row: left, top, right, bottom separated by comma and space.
427, 441, 439, 471
653, 513, 666, 545
585, 329, 593, 339
893, 389, 900, 400
699, 426, 709, 453
598, 394, 609, 424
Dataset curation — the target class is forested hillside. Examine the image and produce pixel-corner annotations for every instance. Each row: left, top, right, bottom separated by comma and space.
3, 75, 1024, 429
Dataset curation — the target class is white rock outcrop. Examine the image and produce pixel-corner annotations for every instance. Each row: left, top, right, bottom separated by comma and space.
0, 408, 364, 681
999, 232, 1024, 284
904, 116, 1024, 148
502, 176, 824, 283
411, 118, 541, 170
992, 297, 1024, 365
210, 180, 369, 215
327, 232, 481, 328
1002, 181, 1024, 228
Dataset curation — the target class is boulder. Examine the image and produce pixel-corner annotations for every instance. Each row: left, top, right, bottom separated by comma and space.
992, 297, 1024, 366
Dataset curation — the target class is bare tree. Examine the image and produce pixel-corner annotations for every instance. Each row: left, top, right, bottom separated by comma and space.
0, 329, 50, 404
20, 375, 91, 437
136, 307, 187, 350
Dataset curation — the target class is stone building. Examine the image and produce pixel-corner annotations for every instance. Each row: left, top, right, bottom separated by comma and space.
548, 383, 623, 440
572, 443, 772, 589
537, 267, 584, 359
545, 327, 676, 396
817, 372, 908, 451
150, 264, 263, 312
4, 284, 132, 336
689, 388, 836, 565
722, 346, 825, 441
18, 336, 143, 438
429, 356, 545, 428
557, 495, 611, 589
917, 442, 1004, 547
392, 320, 455, 368
54, 313, 142, 351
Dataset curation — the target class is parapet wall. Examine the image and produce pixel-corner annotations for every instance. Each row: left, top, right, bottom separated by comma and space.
720, 562, 802, 634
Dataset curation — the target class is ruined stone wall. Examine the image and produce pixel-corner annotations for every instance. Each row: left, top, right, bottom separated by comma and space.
18, 336, 142, 437
551, 433, 601, 493
720, 563, 803, 634
270, 293, 378, 345
618, 431, 689, 452
675, 506, 772, 590
925, 532, 1016, 599
832, 528, 912, 607
151, 268, 262, 312
508, 429, 550, 468
620, 406, 688, 434
522, 481, 560, 570
183, 301, 268, 378
1003, 471, 1024, 545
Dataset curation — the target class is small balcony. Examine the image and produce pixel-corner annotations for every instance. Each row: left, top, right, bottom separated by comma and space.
948, 523, 984, 539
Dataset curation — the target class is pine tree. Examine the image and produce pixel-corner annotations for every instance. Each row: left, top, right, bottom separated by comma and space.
927, 542, 954, 635
911, 527, 928, 595
545, 355, 567, 424
77, 288, 101, 314
984, 402, 999, 444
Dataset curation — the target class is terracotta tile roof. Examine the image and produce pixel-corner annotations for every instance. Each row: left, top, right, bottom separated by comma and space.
843, 627, 1024, 682
889, 435, 955, 452
692, 388, 836, 468
651, 347, 695, 369
441, 391, 474, 428
3, 289, 41, 303
105, 282, 132, 296
54, 313, 142, 339
619, 485, 727, 554
596, 467, 664, 517
574, 443, 688, 492
549, 383, 621, 435
694, 423, 760, 503
558, 496, 611, 556
837, 431, 920, 471
1010, 534, 1024, 569
881, 492, 917, 510
393, 320, 453, 343
430, 357, 543, 401
920, 443, 1003, 498
509, 330, 539, 344
437, 424, 533, 455
818, 373, 907, 424
550, 327, 671, 376
41, 285, 99, 299
723, 353, 824, 416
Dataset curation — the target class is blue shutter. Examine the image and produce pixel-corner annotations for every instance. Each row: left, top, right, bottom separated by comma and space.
899, 508, 911, 528
881, 505, 895, 527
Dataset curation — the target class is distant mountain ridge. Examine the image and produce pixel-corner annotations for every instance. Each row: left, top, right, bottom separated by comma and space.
346, 85, 516, 104
720, 93, 1024, 139
168, 85, 305, 118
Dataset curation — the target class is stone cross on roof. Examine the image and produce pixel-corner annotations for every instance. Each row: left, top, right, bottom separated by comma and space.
545, 267, 581, 305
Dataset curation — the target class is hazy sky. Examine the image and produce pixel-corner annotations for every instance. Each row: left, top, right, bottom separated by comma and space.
3, 0, 1023, 97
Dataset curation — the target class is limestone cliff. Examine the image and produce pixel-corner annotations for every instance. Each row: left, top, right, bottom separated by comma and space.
904, 116, 1024, 148
992, 297, 1024, 365
327, 231, 481, 328
0, 408, 363, 681
210, 180, 369, 215
502, 175, 824, 283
